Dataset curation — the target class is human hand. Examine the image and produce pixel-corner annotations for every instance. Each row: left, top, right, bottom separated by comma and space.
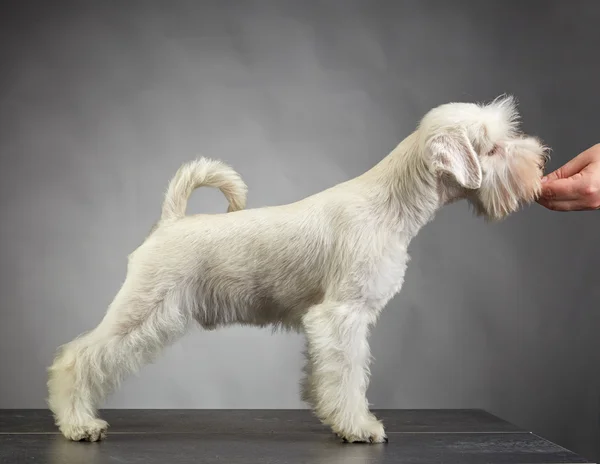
537, 144, 600, 211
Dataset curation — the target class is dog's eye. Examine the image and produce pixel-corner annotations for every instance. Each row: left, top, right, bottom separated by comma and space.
487, 145, 500, 156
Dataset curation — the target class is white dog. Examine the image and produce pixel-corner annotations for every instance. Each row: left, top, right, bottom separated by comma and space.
47, 95, 548, 443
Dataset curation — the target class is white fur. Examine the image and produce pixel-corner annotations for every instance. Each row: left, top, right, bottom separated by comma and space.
47, 95, 548, 443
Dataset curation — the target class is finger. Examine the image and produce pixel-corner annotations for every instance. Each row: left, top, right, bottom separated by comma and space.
537, 187, 599, 210
542, 151, 592, 183
539, 175, 585, 201
538, 199, 594, 211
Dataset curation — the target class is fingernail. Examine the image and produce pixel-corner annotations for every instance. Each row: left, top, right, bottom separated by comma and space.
541, 176, 548, 183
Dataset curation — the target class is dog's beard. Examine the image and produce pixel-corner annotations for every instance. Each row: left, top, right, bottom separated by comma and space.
468, 137, 548, 221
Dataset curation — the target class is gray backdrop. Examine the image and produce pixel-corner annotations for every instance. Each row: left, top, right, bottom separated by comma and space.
1, 0, 599, 460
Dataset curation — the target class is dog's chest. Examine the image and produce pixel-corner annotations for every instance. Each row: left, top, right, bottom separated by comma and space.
359, 237, 409, 308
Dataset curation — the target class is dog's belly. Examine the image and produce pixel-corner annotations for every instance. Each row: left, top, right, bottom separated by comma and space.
193, 272, 325, 331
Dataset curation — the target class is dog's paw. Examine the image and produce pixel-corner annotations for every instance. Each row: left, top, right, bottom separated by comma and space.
335, 418, 388, 444
60, 419, 109, 442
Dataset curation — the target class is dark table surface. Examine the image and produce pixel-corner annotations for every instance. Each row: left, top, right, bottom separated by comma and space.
0, 409, 594, 464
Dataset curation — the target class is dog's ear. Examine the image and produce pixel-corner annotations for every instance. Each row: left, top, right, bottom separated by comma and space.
427, 130, 482, 189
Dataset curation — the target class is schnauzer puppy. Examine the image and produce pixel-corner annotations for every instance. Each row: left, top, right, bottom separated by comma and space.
47, 95, 548, 443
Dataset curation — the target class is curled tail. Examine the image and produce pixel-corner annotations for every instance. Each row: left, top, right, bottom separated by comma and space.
161, 157, 248, 221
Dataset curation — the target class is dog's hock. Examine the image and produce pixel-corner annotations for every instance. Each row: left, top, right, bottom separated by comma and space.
427, 130, 482, 190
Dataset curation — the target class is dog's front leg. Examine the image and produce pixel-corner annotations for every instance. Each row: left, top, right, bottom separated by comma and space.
301, 302, 386, 443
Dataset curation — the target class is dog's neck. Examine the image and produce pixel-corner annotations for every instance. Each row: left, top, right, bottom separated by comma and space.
356, 131, 443, 239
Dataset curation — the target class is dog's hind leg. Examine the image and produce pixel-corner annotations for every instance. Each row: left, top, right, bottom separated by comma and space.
302, 301, 386, 443
47, 283, 191, 442
300, 339, 317, 407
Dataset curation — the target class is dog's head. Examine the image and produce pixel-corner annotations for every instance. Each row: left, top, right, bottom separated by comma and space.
417, 95, 549, 221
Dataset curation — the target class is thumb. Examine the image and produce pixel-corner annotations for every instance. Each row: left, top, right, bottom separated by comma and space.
542, 150, 592, 183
